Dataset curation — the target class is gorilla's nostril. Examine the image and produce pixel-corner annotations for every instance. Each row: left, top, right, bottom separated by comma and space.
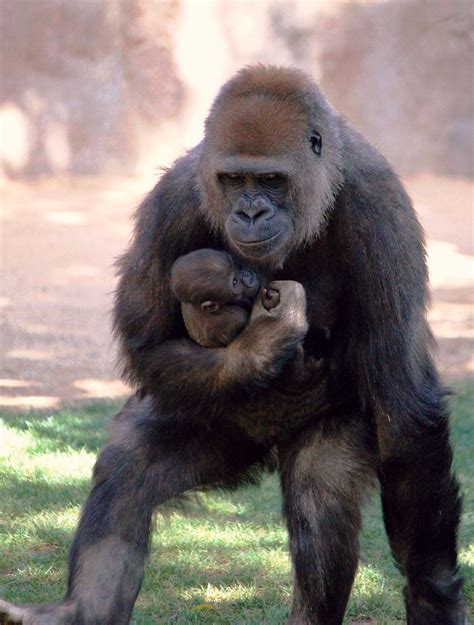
236, 211, 250, 223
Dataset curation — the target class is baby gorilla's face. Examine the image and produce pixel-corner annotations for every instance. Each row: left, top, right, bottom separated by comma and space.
200, 264, 259, 314
171, 249, 259, 311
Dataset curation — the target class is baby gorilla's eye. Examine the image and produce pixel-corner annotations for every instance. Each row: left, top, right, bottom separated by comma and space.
233, 277, 238, 286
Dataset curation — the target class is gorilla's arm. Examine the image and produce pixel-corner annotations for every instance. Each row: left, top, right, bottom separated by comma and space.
114, 155, 306, 414
335, 131, 441, 448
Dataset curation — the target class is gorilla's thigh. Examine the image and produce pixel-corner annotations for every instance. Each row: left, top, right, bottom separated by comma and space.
278, 414, 377, 625
70, 396, 270, 622
104, 393, 272, 498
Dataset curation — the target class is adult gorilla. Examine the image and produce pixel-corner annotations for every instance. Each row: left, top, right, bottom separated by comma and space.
0, 66, 465, 625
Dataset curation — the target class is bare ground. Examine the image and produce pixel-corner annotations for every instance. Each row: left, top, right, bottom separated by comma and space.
0, 173, 472, 410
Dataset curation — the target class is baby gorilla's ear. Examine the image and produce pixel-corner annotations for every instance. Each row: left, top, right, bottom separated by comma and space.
201, 301, 220, 313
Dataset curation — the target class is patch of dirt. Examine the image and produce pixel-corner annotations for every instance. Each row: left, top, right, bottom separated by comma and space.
0, 173, 472, 410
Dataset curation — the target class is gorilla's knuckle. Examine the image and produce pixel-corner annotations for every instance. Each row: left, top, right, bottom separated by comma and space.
268, 280, 306, 312
249, 297, 272, 322
274, 295, 308, 337
269, 279, 305, 298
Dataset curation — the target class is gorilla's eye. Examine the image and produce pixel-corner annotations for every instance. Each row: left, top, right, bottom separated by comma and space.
310, 132, 322, 156
233, 277, 238, 286
258, 173, 284, 187
219, 173, 245, 185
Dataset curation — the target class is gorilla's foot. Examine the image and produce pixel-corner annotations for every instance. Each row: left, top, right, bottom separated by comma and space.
0, 599, 76, 625
404, 581, 467, 625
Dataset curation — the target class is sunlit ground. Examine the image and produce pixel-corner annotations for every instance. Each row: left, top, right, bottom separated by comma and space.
0, 385, 473, 625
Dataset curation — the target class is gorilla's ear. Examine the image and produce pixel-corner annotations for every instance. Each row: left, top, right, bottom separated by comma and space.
201, 301, 220, 313
310, 132, 322, 156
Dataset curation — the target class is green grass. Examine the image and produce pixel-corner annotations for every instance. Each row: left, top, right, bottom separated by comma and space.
1, 384, 472, 624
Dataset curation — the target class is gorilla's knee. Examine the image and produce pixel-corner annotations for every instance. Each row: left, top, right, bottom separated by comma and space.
93, 445, 130, 486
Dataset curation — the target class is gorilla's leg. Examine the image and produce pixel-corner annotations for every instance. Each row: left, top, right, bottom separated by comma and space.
278, 414, 377, 625
378, 401, 465, 625
0, 395, 269, 625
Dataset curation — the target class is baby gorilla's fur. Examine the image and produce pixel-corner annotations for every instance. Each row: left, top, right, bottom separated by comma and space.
170, 249, 260, 347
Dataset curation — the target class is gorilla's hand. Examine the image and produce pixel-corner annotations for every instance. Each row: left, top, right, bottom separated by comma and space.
250, 280, 308, 338
0, 599, 76, 625
123, 280, 309, 413
220, 280, 309, 386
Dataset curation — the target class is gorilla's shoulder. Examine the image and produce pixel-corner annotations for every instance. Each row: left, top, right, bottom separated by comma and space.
334, 126, 421, 273
341, 126, 395, 185
145, 146, 202, 219
129, 145, 213, 262
338, 125, 412, 218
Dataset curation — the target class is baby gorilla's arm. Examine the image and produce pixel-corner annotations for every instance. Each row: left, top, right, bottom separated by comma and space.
181, 302, 249, 348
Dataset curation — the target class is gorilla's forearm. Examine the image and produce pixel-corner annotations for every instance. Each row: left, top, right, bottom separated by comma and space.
133, 318, 305, 415
137, 337, 332, 443
116, 278, 309, 417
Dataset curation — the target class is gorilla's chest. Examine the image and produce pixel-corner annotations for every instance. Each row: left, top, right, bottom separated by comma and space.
273, 261, 340, 360
274, 265, 339, 330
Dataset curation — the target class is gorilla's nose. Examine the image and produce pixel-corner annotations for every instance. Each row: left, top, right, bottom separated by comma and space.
233, 197, 275, 225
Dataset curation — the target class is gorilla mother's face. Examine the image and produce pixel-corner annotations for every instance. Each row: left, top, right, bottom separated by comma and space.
199, 69, 340, 266
217, 162, 295, 261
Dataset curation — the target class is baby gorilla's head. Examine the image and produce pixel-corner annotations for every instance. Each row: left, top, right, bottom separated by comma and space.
170, 249, 259, 347
171, 249, 258, 309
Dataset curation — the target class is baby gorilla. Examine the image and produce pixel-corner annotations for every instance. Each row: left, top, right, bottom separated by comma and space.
171, 249, 267, 347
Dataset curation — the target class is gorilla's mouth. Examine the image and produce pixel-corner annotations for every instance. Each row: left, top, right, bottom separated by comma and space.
234, 230, 282, 248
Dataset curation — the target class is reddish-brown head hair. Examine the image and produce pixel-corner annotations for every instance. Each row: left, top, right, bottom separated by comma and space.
197, 65, 344, 262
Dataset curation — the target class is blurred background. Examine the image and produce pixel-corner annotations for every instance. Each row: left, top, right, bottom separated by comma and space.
1, 0, 473, 410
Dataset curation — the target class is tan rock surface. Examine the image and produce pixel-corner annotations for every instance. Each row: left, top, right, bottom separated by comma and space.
1, 1, 472, 179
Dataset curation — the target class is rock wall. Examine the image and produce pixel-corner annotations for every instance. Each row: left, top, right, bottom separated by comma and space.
318, 1, 474, 177
1, 0, 472, 178
0, 0, 183, 176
